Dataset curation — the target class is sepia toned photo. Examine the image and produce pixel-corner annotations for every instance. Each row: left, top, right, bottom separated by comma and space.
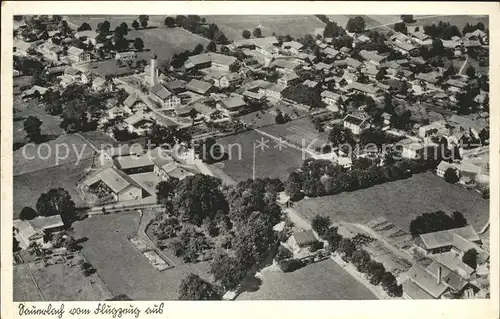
4, 3, 497, 313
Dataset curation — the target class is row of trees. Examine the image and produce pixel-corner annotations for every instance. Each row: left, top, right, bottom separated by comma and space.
285, 157, 438, 200
173, 15, 228, 44
409, 210, 468, 237
242, 28, 263, 39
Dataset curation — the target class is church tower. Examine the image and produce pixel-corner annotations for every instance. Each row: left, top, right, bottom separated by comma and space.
149, 53, 158, 87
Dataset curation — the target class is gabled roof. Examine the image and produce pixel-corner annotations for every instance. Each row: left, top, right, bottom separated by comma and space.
290, 229, 317, 246
314, 62, 333, 70
412, 32, 430, 40
28, 215, 64, 230
323, 47, 340, 57
123, 93, 139, 108
186, 53, 237, 67
75, 30, 98, 39
415, 72, 440, 84
359, 50, 386, 63
220, 95, 246, 110
115, 154, 155, 170
67, 46, 84, 56
405, 264, 448, 298
186, 79, 213, 95
402, 279, 435, 299
270, 58, 300, 70
321, 90, 340, 100
419, 226, 480, 250
151, 83, 172, 100
84, 167, 138, 194
283, 41, 303, 50
445, 79, 467, 88
347, 82, 382, 95
394, 40, 417, 52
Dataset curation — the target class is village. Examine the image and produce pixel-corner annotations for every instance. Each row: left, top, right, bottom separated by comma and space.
13, 14, 490, 301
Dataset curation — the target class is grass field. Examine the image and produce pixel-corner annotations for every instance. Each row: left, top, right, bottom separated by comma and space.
13, 157, 93, 217
295, 172, 489, 232
14, 265, 43, 301
73, 212, 211, 300
237, 260, 376, 300
26, 256, 112, 301
66, 16, 209, 63
260, 117, 325, 148
216, 129, 306, 182
13, 133, 95, 176
204, 15, 326, 41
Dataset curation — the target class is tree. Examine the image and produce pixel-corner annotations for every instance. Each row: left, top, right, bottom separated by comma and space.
338, 238, 356, 260
394, 22, 407, 34
119, 22, 129, 35
139, 15, 149, 29
19, 207, 37, 220
351, 249, 371, 272
133, 37, 144, 51
253, 28, 262, 38
206, 41, 217, 52
367, 260, 385, 285
106, 294, 132, 301
97, 20, 111, 34
210, 253, 247, 290
156, 177, 180, 205
195, 137, 223, 163
164, 17, 176, 27
242, 29, 251, 39
311, 215, 331, 237
23, 116, 43, 143
192, 43, 204, 55
444, 167, 460, 184
324, 227, 342, 252
275, 245, 293, 261
36, 188, 76, 226
346, 16, 366, 33
452, 211, 468, 228
132, 20, 140, 30
285, 171, 303, 200
466, 66, 476, 78
179, 274, 220, 300
462, 249, 478, 270
77, 22, 92, 32
443, 65, 456, 78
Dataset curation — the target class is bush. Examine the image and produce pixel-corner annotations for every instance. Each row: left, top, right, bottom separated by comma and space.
278, 258, 306, 272
275, 245, 293, 262
310, 241, 324, 252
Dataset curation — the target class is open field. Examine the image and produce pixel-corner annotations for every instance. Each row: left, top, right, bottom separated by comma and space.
13, 97, 65, 146
14, 265, 44, 301
79, 130, 119, 149
13, 133, 95, 176
204, 15, 325, 41
66, 16, 209, 63
26, 256, 112, 301
73, 212, 211, 300
260, 117, 325, 148
295, 172, 489, 232
13, 157, 93, 218
367, 15, 489, 32
215, 129, 306, 182
237, 260, 376, 300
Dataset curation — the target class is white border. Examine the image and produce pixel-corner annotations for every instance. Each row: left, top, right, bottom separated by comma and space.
1, 2, 499, 319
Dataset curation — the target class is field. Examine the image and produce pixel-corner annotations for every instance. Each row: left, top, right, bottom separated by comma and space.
13, 157, 93, 218
296, 172, 489, 232
73, 212, 211, 300
204, 15, 326, 41
215, 129, 306, 182
237, 260, 376, 300
260, 117, 326, 148
13, 133, 95, 176
13, 265, 43, 301
366, 15, 489, 32
66, 15, 209, 64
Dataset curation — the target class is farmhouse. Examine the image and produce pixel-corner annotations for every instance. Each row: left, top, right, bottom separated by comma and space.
13, 215, 65, 249
150, 83, 181, 109
67, 46, 91, 63
321, 90, 341, 113
124, 113, 154, 135
82, 167, 146, 203
74, 30, 98, 45
359, 50, 386, 66
185, 53, 237, 71
414, 225, 481, 255
286, 229, 318, 251
216, 95, 247, 117
186, 79, 214, 96
115, 51, 137, 61
115, 154, 155, 175
22, 85, 48, 99
347, 82, 384, 98
323, 47, 340, 59
343, 114, 370, 135
277, 72, 299, 87
282, 41, 304, 54
393, 40, 419, 56
258, 81, 286, 100
445, 79, 467, 93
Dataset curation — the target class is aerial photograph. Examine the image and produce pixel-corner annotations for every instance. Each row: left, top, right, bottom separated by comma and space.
12, 13, 490, 301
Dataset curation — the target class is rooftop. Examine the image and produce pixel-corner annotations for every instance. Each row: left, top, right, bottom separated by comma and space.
290, 229, 317, 246
151, 83, 172, 101
84, 167, 137, 194
419, 226, 480, 250
186, 79, 213, 95
115, 154, 155, 170
348, 82, 382, 95
405, 264, 448, 298
186, 53, 237, 68
28, 215, 64, 230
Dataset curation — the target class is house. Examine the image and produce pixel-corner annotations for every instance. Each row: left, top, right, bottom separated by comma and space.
355, 34, 371, 44
115, 154, 155, 174
124, 113, 154, 135
402, 264, 450, 299
282, 41, 304, 54
156, 161, 194, 181
67, 46, 91, 63
74, 30, 98, 45
205, 71, 241, 89
286, 229, 318, 251
270, 58, 301, 74
343, 114, 370, 135
398, 138, 427, 160
277, 72, 299, 87
13, 39, 32, 56
334, 58, 362, 71
150, 83, 181, 109
37, 41, 63, 61
418, 120, 449, 138
411, 32, 432, 45
390, 32, 411, 43
115, 51, 137, 61
13, 215, 65, 249
258, 81, 286, 100
302, 79, 319, 89
216, 95, 247, 116
413, 72, 441, 92
242, 90, 266, 103
464, 29, 488, 44
407, 25, 424, 35
321, 90, 341, 113
359, 50, 386, 66
323, 47, 340, 59
364, 65, 379, 80
414, 225, 481, 255
436, 161, 457, 178
82, 167, 145, 203
393, 40, 419, 56
185, 53, 237, 71
445, 79, 467, 93
185, 79, 214, 96
314, 62, 333, 72
347, 82, 384, 98
92, 77, 107, 91
123, 93, 140, 109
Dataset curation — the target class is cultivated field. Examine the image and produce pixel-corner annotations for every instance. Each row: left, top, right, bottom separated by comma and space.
215, 129, 306, 182
13, 157, 93, 217
204, 15, 326, 41
237, 260, 376, 300
73, 212, 211, 300
295, 172, 489, 232
66, 16, 209, 63
13, 265, 44, 301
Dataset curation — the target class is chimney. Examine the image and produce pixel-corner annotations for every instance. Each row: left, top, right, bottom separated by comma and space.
437, 266, 442, 285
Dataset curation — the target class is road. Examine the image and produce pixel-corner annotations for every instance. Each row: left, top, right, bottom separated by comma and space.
459, 55, 469, 75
